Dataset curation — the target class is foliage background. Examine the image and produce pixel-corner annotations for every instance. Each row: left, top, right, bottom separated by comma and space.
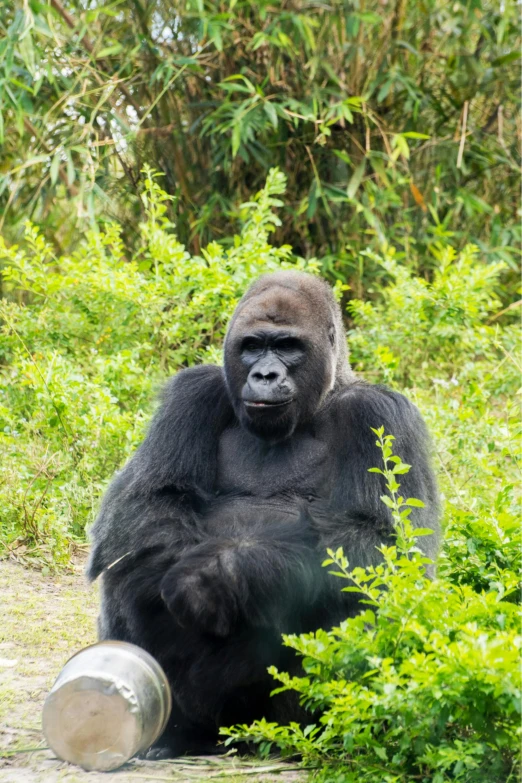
0, 0, 520, 287
0, 1, 520, 781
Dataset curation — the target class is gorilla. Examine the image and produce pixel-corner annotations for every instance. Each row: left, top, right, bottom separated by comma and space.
87, 271, 439, 757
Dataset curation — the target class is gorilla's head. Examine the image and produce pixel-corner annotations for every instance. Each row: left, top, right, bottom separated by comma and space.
224, 271, 351, 441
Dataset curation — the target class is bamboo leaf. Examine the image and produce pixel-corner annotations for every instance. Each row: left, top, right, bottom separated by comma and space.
50, 151, 60, 185
231, 123, 241, 157
263, 101, 278, 130
96, 44, 124, 59
346, 159, 365, 199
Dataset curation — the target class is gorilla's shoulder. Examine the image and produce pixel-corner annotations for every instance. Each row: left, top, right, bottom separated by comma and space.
160, 364, 228, 409
126, 364, 233, 495
334, 380, 427, 436
150, 364, 231, 440
162, 363, 226, 395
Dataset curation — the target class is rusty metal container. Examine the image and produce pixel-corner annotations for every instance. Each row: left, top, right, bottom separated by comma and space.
42, 641, 171, 771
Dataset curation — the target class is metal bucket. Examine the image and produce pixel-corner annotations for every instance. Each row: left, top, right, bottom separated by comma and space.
42, 641, 172, 771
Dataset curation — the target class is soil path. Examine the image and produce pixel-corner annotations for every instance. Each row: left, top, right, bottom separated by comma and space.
0, 560, 303, 783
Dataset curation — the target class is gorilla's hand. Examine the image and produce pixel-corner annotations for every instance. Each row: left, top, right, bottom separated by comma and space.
160, 542, 245, 637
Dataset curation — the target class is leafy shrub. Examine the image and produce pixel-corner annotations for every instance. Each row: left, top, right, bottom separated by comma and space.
219, 239, 519, 781
347, 243, 516, 386
1, 161, 519, 780
2, 0, 519, 290
223, 432, 521, 783
0, 168, 315, 564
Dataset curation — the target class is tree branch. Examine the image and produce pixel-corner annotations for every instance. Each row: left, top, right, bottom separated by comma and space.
49, 0, 143, 119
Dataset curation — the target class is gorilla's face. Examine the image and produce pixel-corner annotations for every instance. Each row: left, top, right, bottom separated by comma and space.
236, 329, 305, 437
224, 283, 337, 442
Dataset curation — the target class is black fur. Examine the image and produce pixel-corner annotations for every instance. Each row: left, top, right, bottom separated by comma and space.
87, 271, 439, 757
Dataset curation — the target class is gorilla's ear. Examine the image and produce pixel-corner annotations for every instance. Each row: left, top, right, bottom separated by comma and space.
328, 326, 335, 347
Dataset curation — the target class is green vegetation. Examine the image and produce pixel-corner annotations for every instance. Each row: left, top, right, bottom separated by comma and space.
1, 169, 520, 780
223, 432, 520, 783
0, 168, 316, 564
1, 0, 520, 286
0, 0, 520, 780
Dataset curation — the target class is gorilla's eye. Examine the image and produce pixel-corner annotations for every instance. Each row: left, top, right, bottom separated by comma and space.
241, 338, 262, 353
274, 338, 302, 353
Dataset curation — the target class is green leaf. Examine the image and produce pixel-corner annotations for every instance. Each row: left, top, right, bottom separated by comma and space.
219, 82, 253, 94
377, 80, 392, 103
65, 150, 75, 186
393, 463, 411, 474
333, 149, 352, 165
307, 181, 318, 219
405, 498, 425, 508
392, 135, 410, 160
401, 132, 430, 139
231, 124, 241, 157
50, 151, 60, 186
492, 51, 521, 67
96, 44, 124, 59
346, 159, 365, 199
263, 101, 278, 130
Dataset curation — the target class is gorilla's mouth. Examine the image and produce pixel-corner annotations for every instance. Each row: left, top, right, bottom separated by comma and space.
244, 399, 293, 409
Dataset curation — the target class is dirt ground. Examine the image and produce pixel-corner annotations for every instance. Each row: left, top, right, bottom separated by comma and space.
0, 560, 304, 783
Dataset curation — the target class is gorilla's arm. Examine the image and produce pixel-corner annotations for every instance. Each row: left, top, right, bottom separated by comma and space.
86, 365, 232, 581
325, 382, 440, 569
159, 512, 325, 637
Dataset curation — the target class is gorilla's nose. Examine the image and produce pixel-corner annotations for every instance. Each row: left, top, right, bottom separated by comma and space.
248, 362, 284, 388
248, 360, 286, 389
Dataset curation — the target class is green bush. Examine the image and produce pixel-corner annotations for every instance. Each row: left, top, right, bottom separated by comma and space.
223, 432, 521, 783
217, 223, 520, 781
0, 168, 316, 564
2, 0, 519, 290
347, 243, 516, 386
1, 169, 519, 780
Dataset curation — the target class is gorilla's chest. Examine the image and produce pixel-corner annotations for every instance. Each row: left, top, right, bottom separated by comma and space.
216, 426, 331, 498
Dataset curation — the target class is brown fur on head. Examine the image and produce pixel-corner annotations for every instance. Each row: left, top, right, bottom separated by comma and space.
224, 271, 352, 441
227, 271, 351, 384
